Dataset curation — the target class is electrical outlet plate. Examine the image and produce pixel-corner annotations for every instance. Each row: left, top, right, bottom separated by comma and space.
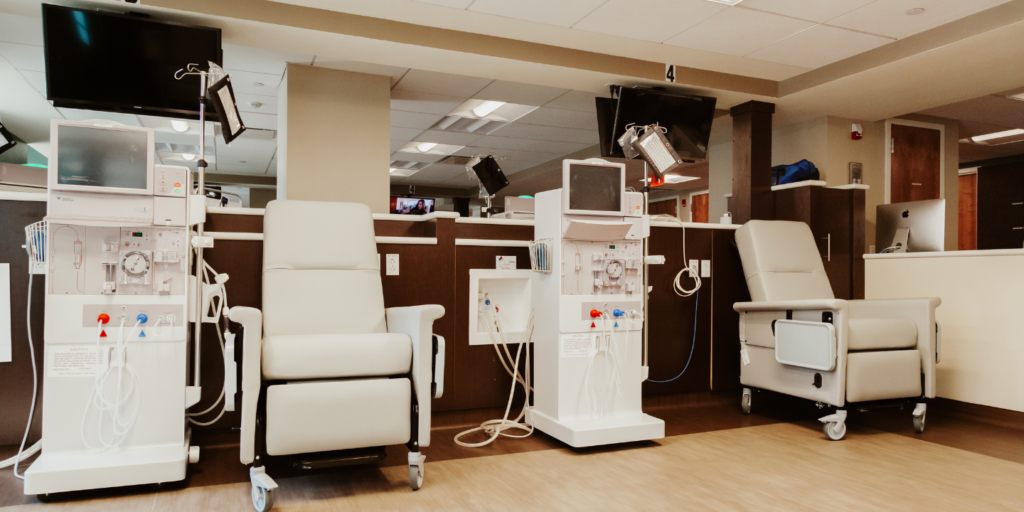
386, 254, 399, 276
689, 259, 699, 273
701, 259, 711, 278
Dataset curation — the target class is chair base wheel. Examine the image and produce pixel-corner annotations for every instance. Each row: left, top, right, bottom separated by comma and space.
913, 414, 926, 434
252, 485, 275, 512
823, 421, 846, 441
741, 388, 752, 415
409, 464, 424, 490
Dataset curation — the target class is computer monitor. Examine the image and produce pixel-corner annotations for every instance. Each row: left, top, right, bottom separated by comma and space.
48, 119, 155, 196
391, 197, 435, 215
562, 159, 625, 216
876, 199, 945, 253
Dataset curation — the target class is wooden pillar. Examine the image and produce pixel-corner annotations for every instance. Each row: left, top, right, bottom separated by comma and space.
730, 101, 775, 224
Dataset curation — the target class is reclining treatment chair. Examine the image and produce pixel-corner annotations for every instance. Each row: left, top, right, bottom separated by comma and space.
734, 221, 940, 440
229, 200, 445, 512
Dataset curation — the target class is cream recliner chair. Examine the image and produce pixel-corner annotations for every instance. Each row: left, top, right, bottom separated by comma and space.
228, 200, 445, 512
734, 220, 940, 440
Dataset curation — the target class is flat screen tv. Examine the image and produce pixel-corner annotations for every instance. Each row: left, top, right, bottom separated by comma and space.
391, 197, 435, 215
42, 4, 222, 119
606, 88, 717, 162
595, 96, 620, 158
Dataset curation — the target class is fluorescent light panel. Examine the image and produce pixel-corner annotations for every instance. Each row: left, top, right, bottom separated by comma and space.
171, 120, 190, 133
705, 0, 743, 5
971, 128, 1024, 142
472, 101, 505, 117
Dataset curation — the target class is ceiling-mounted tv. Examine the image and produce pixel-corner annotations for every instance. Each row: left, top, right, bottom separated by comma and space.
42, 4, 222, 119
605, 87, 717, 162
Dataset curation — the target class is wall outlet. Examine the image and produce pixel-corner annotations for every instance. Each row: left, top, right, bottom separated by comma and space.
689, 259, 699, 273
701, 259, 711, 278
386, 254, 399, 276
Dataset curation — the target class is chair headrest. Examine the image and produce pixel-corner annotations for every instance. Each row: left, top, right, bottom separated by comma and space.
263, 200, 378, 272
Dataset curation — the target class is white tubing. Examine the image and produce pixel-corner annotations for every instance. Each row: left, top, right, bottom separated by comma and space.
81, 318, 144, 450
187, 260, 230, 426
454, 300, 535, 447
9, 273, 39, 478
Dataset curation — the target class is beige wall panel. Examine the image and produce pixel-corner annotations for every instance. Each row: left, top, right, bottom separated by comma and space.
278, 64, 390, 212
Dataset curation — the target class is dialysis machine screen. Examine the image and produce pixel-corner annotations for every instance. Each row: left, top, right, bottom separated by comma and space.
568, 164, 621, 213
56, 125, 149, 190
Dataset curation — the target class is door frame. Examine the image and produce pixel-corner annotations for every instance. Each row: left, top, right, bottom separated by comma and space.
688, 189, 710, 222
884, 119, 945, 204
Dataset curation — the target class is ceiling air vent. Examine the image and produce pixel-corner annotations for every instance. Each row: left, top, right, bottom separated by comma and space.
437, 155, 473, 166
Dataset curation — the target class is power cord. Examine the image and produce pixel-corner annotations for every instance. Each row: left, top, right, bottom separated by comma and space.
7, 273, 41, 478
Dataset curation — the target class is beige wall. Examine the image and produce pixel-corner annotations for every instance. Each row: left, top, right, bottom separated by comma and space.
826, 117, 885, 250
707, 116, 733, 222
772, 117, 827, 172
250, 188, 276, 209
277, 64, 391, 212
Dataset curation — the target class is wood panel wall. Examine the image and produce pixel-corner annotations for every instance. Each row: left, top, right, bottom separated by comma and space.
958, 173, 978, 251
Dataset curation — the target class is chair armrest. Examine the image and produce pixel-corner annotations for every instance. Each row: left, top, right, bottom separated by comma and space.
734, 299, 847, 313
228, 306, 263, 465
386, 305, 445, 448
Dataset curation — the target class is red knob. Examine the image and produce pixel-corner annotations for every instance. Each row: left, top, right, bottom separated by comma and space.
590, 309, 601, 318
97, 314, 110, 324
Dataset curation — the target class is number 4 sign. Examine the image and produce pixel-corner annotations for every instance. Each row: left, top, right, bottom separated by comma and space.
665, 64, 676, 83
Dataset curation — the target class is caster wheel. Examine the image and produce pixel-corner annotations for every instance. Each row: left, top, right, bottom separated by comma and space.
409, 464, 424, 491
913, 414, 926, 434
36, 493, 55, 503
741, 388, 752, 415
252, 485, 275, 512
823, 421, 846, 441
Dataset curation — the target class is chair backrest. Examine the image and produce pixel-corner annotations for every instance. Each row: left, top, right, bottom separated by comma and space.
262, 200, 387, 337
734, 220, 834, 302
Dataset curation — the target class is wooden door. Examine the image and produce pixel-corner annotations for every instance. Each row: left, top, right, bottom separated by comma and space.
891, 124, 941, 203
809, 188, 853, 299
977, 164, 1024, 249
649, 198, 677, 217
691, 193, 709, 223
958, 173, 977, 250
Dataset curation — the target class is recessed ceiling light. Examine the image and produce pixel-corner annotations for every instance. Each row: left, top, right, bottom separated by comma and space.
905, 8, 925, 15
704, 0, 743, 5
472, 101, 505, 118
417, 142, 438, 152
389, 168, 397, 173
1008, 93, 1024, 102
181, 153, 196, 161
252, 82, 264, 87
971, 128, 1024, 143
171, 120, 190, 133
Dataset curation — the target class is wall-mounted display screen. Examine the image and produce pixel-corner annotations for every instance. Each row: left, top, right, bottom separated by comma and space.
56, 125, 149, 190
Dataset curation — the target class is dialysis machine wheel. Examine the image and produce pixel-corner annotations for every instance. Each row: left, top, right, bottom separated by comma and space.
741, 388, 752, 415
409, 464, 424, 490
913, 413, 926, 434
35, 494, 55, 503
252, 484, 275, 512
823, 421, 847, 441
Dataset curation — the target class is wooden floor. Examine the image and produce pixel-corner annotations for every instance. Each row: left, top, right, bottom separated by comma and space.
3, 396, 1023, 511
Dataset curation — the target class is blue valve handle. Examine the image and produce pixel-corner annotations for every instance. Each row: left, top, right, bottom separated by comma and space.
613, 309, 625, 317
136, 313, 148, 323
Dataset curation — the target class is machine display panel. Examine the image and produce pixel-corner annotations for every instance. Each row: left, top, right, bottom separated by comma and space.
568, 164, 622, 214
56, 125, 149, 190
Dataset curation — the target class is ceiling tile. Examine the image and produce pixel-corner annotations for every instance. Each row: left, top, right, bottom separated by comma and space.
391, 140, 410, 152
313, 58, 409, 87
472, 135, 593, 153
473, 81, 568, 106
18, 70, 46, 94
0, 42, 44, 72
543, 90, 603, 112
392, 110, 445, 130
391, 126, 426, 140
489, 123, 599, 144
453, 146, 514, 158
393, 69, 492, 97
747, 25, 892, 69
664, 7, 816, 57
391, 89, 466, 115
515, 107, 598, 129
828, 0, 1012, 39
739, 0, 878, 24
222, 43, 313, 75
0, 13, 43, 46
224, 70, 281, 97
235, 93, 278, 116
469, 0, 609, 27
917, 95, 1024, 129
392, 151, 446, 164
240, 112, 278, 131
573, 0, 727, 43
503, 149, 563, 163
413, 129, 483, 146
412, 0, 475, 8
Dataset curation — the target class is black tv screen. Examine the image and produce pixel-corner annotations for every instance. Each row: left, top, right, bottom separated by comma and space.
608, 88, 717, 161
42, 4, 222, 119
472, 156, 509, 196
595, 96, 621, 158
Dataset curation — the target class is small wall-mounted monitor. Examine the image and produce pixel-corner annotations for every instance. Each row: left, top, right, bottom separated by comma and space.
876, 199, 945, 253
562, 159, 625, 216
48, 120, 155, 196
391, 197, 435, 215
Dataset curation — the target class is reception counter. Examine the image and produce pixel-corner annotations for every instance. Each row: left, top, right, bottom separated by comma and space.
865, 249, 1024, 412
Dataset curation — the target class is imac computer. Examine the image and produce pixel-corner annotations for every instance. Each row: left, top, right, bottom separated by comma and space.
876, 199, 945, 253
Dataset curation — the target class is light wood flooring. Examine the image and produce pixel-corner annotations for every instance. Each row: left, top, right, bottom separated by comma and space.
3, 420, 1023, 511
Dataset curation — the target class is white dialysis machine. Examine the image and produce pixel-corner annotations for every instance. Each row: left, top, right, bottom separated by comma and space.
24, 119, 198, 495
529, 158, 665, 447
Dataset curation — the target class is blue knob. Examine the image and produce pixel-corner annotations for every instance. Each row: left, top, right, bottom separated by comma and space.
137, 313, 148, 323
613, 309, 625, 317
485, 299, 491, 305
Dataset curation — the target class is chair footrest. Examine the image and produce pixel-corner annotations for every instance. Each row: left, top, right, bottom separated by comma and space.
290, 446, 387, 470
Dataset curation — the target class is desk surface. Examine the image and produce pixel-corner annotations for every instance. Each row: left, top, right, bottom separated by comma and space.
865, 248, 1024, 260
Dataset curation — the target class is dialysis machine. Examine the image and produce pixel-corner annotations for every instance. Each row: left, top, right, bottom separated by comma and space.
24, 119, 198, 495
529, 158, 665, 447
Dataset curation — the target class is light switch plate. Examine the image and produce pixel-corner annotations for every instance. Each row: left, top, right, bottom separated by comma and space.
386, 254, 399, 276
689, 259, 699, 273
701, 259, 711, 278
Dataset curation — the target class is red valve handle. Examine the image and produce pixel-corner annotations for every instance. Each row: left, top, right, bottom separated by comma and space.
97, 314, 110, 324
589, 309, 601, 318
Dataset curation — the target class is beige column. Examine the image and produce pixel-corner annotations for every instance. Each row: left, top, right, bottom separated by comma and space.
277, 64, 391, 212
